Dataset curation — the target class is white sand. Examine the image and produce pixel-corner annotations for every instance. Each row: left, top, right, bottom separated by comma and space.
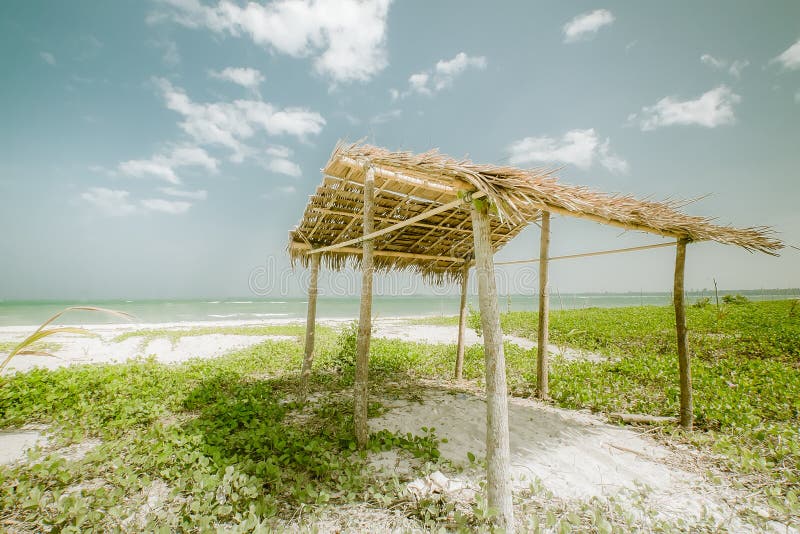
371, 389, 768, 531
0, 315, 600, 376
0, 429, 46, 464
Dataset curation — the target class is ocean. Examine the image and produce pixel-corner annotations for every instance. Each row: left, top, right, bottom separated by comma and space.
0, 291, 795, 327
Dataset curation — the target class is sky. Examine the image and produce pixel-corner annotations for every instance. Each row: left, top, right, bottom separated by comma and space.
1, 0, 799, 300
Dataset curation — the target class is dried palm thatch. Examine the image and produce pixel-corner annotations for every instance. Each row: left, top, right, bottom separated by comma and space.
287, 142, 782, 281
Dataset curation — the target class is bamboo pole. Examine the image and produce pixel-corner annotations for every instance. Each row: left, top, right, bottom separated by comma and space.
307, 191, 486, 255
536, 211, 551, 399
291, 241, 466, 263
300, 253, 320, 397
309, 206, 474, 234
454, 261, 470, 380
470, 198, 514, 531
337, 156, 687, 239
494, 241, 680, 266
673, 238, 693, 429
354, 167, 376, 449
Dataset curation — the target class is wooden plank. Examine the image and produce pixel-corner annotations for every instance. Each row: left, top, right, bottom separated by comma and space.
290, 241, 466, 263
470, 199, 514, 531
300, 253, 320, 398
454, 261, 470, 380
354, 168, 375, 449
494, 241, 680, 266
536, 211, 550, 399
673, 238, 693, 430
307, 191, 486, 255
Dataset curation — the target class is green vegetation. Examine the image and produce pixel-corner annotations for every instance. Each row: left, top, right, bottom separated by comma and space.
2, 300, 798, 529
472, 300, 800, 514
112, 324, 315, 347
0, 339, 450, 531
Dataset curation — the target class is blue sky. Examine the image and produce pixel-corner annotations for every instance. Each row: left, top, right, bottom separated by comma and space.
1, 1, 798, 300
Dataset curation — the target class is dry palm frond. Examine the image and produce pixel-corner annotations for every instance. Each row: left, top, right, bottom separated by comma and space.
0, 306, 135, 374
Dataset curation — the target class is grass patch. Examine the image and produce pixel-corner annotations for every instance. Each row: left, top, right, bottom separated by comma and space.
112, 324, 318, 348
402, 315, 460, 327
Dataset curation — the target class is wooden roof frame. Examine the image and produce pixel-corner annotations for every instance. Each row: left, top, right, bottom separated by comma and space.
288, 142, 782, 282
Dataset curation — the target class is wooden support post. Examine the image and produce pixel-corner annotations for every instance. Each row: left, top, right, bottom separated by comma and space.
673, 238, 693, 430
536, 211, 551, 399
354, 167, 375, 449
454, 261, 470, 380
300, 253, 320, 398
470, 198, 515, 532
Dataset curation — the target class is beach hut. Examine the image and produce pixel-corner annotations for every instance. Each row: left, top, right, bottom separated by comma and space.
287, 142, 782, 531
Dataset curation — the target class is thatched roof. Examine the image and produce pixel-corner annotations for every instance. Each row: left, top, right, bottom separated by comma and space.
288, 142, 782, 281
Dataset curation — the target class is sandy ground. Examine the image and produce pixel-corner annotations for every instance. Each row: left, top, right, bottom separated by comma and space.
0, 315, 600, 377
371, 389, 785, 532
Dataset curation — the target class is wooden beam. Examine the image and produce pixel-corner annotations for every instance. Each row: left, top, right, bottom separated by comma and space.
470, 199, 514, 531
454, 261, 470, 380
307, 191, 486, 255
673, 238, 693, 430
536, 211, 550, 400
300, 253, 320, 398
338, 155, 465, 194
354, 167, 376, 449
494, 241, 681, 266
335, 158, 689, 239
533, 203, 684, 239
290, 241, 466, 263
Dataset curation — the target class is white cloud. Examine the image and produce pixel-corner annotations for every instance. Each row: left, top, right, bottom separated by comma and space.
772, 38, 800, 70
563, 9, 615, 43
278, 185, 296, 194
700, 54, 749, 78
408, 73, 430, 95
81, 187, 137, 216
161, 39, 181, 66
397, 52, 487, 98
141, 198, 192, 214
631, 85, 741, 131
266, 144, 291, 158
728, 59, 749, 78
155, 78, 325, 161
370, 109, 401, 124
598, 139, 630, 174
153, 0, 392, 83
40, 51, 56, 65
268, 158, 302, 177
158, 187, 208, 200
795, 90, 800, 103
264, 144, 301, 176
118, 145, 218, 184
507, 128, 628, 173
210, 67, 265, 89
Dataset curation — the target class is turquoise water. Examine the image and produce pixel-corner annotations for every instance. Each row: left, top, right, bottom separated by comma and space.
0, 291, 795, 326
